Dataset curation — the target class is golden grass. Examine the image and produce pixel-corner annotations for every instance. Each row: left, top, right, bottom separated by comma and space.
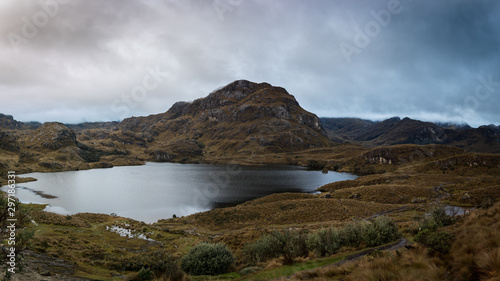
189, 196, 401, 230
0, 142, 498, 280
288, 246, 447, 281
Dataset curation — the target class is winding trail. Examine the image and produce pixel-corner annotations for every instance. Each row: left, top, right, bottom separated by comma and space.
274, 238, 409, 280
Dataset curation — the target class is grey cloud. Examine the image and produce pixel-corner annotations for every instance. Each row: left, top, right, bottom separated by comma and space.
0, 0, 498, 126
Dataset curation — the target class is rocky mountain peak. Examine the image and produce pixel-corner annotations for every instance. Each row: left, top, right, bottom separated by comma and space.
119, 80, 331, 159
212, 80, 266, 100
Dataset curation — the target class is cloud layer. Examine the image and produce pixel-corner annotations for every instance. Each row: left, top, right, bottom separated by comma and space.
0, 0, 499, 127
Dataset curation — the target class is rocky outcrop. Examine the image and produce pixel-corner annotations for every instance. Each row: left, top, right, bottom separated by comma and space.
0, 130, 19, 151
0, 114, 22, 130
360, 145, 465, 165
26, 122, 78, 150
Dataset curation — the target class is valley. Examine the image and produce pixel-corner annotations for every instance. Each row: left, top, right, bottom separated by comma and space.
0, 80, 499, 280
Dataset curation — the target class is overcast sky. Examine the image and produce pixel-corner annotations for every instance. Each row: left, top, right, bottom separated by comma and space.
0, 0, 499, 127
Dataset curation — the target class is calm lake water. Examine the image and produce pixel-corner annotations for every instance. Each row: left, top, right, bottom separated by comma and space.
3, 162, 356, 223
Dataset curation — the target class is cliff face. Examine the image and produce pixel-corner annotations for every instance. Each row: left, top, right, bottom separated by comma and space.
118, 80, 330, 160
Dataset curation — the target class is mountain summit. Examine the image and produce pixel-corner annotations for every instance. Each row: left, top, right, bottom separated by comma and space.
117, 80, 330, 161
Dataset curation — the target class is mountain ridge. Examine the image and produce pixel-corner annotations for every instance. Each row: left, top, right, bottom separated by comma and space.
0, 80, 332, 173
0, 80, 499, 176
321, 116, 500, 153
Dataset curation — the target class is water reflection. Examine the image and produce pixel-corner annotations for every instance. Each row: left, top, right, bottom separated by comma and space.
3, 162, 356, 223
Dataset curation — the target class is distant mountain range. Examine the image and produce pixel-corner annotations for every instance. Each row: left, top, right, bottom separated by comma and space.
0, 80, 499, 175
321, 117, 500, 153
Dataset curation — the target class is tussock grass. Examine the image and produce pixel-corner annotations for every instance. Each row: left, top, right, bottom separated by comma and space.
190, 196, 401, 230
287, 201, 500, 281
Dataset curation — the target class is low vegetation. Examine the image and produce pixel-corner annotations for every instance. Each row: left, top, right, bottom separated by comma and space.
288, 201, 500, 281
181, 242, 234, 276
0, 142, 498, 280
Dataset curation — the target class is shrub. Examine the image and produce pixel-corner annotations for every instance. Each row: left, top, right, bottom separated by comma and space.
429, 207, 455, 227
137, 267, 152, 280
244, 230, 308, 265
415, 229, 454, 254
339, 223, 363, 247
181, 242, 234, 276
0, 195, 33, 254
420, 217, 439, 232
419, 207, 456, 234
278, 230, 309, 264
306, 230, 321, 255
306, 227, 341, 257
363, 216, 399, 247
244, 233, 283, 264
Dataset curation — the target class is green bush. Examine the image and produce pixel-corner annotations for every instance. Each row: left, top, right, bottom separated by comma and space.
244, 230, 308, 265
420, 217, 439, 232
181, 242, 234, 276
419, 207, 455, 233
244, 233, 283, 264
246, 219, 399, 264
277, 230, 308, 264
363, 216, 399, 247
429, 207, 455, 227
306, 227, 341, 257
137, 267, 152, 280
0, 195, 33, 254
339, 223, 363, 247
415, 229, 454, 254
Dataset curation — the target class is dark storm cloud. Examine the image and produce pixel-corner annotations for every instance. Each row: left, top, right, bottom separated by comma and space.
0, 0, 498, 126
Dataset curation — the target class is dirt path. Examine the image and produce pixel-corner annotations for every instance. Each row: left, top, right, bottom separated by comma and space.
279, 238, 410, 280
328, 238, 409, 267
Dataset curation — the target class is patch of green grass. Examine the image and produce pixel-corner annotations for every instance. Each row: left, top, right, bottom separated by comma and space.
189, 272, 240, 281
240, 255, 344, 281
74, 270, 125, 281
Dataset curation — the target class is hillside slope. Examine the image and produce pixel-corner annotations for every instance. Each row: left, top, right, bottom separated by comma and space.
321, 117, 500, 153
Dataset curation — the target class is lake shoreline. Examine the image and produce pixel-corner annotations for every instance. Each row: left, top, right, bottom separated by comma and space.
4, 162, 356, 223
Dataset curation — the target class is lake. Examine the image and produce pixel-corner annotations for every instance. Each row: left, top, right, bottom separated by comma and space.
3, 162, 356, 223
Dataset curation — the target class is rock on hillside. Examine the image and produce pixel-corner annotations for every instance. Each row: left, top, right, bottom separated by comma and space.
118, 80, 331, 160
359, 144, 465, 165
